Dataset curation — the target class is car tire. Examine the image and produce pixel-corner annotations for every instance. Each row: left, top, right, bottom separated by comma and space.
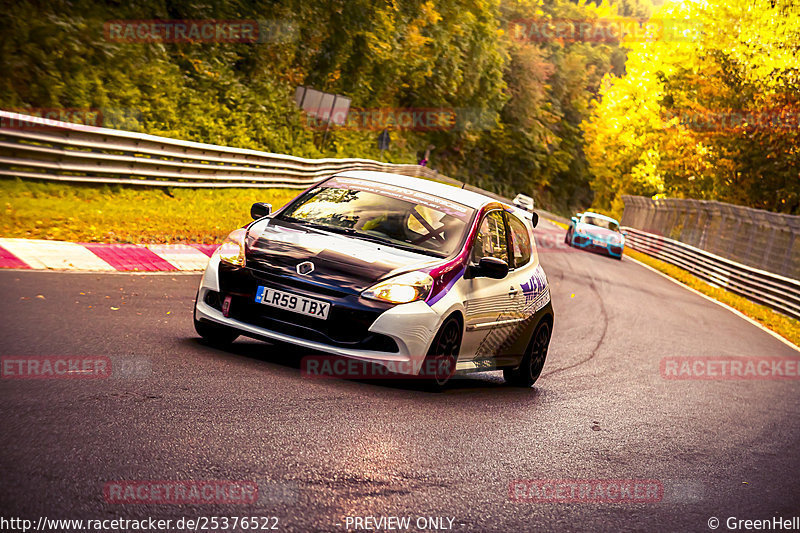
193, 290, 239, 346
504, 320, 551, 387
421, 316, 462, 391
194, 316, 239, 346
193, 294, 239, 347
564, 229, 572, 246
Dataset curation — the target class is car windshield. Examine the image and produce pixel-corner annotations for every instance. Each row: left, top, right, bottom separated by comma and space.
279, 177, 475, 257
582, 215, 619, 232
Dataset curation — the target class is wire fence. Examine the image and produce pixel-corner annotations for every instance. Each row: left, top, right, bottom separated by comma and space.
621, 196, 800, 280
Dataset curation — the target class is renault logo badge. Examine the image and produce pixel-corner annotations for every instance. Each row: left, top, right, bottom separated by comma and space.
297, 261, 314, 275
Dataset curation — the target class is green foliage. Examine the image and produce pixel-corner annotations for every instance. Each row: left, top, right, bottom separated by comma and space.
583, 0, 800, 217
0, 0, 643, 216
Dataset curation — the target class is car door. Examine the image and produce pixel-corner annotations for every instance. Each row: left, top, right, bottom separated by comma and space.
498, 212, 544, 364
461, 209, 543, 366
461, 209, 518, 361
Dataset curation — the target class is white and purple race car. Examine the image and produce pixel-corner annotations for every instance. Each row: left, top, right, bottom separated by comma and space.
193, 171, 554, 388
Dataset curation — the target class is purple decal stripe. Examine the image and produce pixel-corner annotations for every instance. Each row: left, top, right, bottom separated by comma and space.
427, 266, 466, 306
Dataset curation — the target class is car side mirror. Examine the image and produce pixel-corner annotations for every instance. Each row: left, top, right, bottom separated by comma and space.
531, 212, 539, 228
471, 257, 509, 279
571, 216, 578, 224
622, 231, 628, 237
251, 202, 272, 219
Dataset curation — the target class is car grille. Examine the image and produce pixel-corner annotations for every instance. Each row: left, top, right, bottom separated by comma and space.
213, 266, 398, 353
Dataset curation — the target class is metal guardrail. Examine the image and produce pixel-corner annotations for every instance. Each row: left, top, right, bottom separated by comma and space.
0, 110, 562, 204
623, 227, 800, 320
0, 110, 447, 188
0, 109, 549, 215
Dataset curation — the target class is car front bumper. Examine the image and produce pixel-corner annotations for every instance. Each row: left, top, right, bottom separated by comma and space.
194, 256, 441, 374
571, 234, 624, 257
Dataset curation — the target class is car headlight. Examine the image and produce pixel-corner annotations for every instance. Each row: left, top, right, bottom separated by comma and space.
216, 228, 246, 266
362, 271, 434, 304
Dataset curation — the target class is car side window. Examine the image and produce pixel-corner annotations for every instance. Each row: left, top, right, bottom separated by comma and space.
472, 210, 508, 263
507, 214, 532, 268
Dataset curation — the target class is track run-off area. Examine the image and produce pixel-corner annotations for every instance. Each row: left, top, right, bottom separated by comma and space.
1, 220, 798, 532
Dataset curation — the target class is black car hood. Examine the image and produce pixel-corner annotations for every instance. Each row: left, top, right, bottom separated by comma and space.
244, 218, 440, 294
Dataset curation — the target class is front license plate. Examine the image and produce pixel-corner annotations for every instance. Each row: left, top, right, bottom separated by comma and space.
593, 240, 607, 248
255, 285, 330, 320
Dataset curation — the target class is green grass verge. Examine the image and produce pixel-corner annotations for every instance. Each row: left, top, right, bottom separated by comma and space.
1, 178, 298, 244
624, 248, 800, 347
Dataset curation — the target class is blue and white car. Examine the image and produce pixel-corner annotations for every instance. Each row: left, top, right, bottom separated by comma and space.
193, 171, 554, 388
565, 211, 626, 259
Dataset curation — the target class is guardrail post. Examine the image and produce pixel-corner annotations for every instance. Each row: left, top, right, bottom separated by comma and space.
743, 209, 758, 267
783, 230, 797, 278
725, 203, 742, 256
697, 202, 709, 250
763, 226, 777, 272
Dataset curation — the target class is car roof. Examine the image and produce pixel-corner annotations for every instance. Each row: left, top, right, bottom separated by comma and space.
581, 211, 619, 224
334, 170, 496, 210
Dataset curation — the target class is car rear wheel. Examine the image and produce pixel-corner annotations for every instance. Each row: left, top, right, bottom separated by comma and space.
421, 316, 462, 391
504, 320, 551, 387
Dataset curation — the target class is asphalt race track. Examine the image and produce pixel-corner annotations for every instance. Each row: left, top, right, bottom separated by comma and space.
1, 220, 799, 532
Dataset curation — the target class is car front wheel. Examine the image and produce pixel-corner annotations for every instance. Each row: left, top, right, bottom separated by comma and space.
421, 316, 462, 391
504, 320, 551, 387
194, 316, 239, 346
193, 294, 239, 346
